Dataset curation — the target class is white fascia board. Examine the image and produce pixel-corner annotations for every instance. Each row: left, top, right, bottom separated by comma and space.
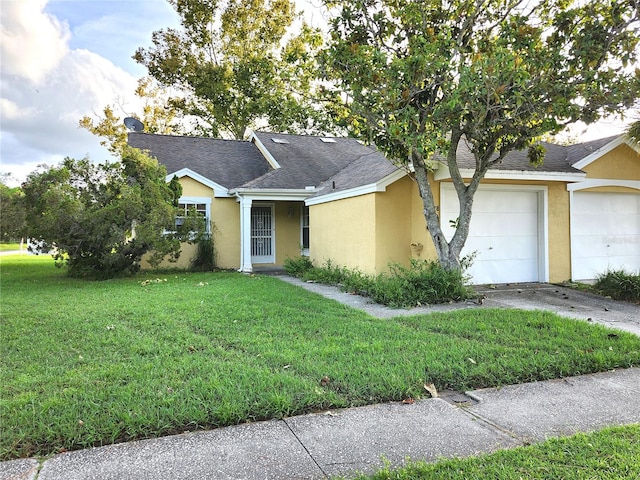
167, 168, 231, 197
305, 169, 407, 206
566, 179, 640, 192
572, 136, 639, 170
246, 129, 281, 170
434, 164, 586, 182
231, 188, 313, 202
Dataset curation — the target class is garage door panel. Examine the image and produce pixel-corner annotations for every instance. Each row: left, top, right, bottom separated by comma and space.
442, 186, 542, 284
572, 192, 640, 279
470, 212, 538, 236
466, 259, 539, 285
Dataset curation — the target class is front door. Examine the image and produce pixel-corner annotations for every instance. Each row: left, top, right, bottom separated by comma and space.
251, 204, 275, 263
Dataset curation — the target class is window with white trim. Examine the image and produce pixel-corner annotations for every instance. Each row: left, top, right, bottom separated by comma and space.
175, 197, 211, 233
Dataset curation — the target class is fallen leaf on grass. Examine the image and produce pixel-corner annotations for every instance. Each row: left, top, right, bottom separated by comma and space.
320, 376, 330, 386
423, 383, 439, 398
467, 357, 477, 364
402, 398, 415, 404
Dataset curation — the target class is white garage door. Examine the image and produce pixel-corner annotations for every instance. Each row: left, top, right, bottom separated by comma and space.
441, 186, 543, 285
572, 192, 640, 280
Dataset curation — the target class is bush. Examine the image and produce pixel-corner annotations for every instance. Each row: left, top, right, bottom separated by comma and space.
190, 234, 217, 271
593, 269, 640, 303
368, 260, 472, 308
283, 256, 314, 276
286, 258, 472, 308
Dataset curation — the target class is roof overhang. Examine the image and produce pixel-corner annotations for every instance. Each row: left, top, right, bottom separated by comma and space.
230, 188, 316, 202
305, 168, 407, 206
167, 168, 232, 197
572, 136, 640, 170
434, 163, 587, 182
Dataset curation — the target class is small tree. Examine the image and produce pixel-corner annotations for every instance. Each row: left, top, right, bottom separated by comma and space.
22, 147, 200, 279
321, 0, 640, 271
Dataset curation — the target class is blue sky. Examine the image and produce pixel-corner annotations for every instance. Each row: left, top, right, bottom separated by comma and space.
0, 0, 180, 184
0, 0, 633, 186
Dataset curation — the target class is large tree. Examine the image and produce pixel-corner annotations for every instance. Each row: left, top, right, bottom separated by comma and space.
134, 0, 331, 139
321, 0, 640, 271
79, 77, 179, 156
22, 147, 195, 279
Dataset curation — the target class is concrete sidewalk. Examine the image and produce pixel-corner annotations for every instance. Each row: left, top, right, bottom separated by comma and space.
3, 368, 639, 480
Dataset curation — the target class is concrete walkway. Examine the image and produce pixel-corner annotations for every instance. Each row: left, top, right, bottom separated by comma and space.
2, 278, 639, 480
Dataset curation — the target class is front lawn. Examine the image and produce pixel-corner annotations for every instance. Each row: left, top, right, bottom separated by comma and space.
1, 256, 639, 460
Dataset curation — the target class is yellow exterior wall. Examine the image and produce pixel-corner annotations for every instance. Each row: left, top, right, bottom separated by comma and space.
374, 177, 412, 272
582, 144, 640, 180
546, 183, 571, 282
310, 194, 377, 272
212, 197, 240, 269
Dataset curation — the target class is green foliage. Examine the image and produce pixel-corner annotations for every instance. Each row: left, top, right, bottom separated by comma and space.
21, 147, 197, 279
3, 256, 639, 459
368, 260, 472, 308
0, 174, 26, 242
190, 233, 217, 271
289, 258, 472, 307
320, 0, 640, 271
283, 255, 314, 276
594, 269, 640, 303
134, 0, 332, 138
79, 77, 180, 156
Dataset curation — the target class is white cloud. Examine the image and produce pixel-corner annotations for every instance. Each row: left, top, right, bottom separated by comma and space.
0, 0, 70, 85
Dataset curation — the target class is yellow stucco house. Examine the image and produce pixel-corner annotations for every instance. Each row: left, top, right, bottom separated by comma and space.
128, 131, 639, 284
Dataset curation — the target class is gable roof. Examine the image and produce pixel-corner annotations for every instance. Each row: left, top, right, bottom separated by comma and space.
240, 131, 399, 191
127, 132, 271, 189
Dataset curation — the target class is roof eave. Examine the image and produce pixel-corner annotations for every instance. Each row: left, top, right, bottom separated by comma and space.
572, 135, 640, 170
434, 164, 587, 182
306, 169, 407, 206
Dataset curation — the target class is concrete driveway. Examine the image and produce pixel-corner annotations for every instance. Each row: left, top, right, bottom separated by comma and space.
278, 276, 640, 336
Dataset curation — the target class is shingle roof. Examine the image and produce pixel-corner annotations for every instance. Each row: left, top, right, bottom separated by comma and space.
127, 132, 271, 189
239, 132, 399, 190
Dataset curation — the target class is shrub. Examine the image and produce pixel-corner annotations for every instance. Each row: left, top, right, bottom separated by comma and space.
368, 260, 472, 308
190, 233, 217, 271
286, 258, 472, 308
283, 256, 314, 276
593, 269, 640, 303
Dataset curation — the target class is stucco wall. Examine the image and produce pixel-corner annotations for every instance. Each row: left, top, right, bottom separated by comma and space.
582, 144, 640, 180
310, 194, 377, 272
212, 197, 240, 269
374, 177, 412, 272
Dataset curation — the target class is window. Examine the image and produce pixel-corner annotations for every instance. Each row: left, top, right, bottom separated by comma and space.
175, 197, 211, 233
301, 206, 310, 253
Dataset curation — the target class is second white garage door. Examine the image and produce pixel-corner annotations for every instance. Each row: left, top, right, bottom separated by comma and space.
571, 191, 640, 280
441, 185, 545, 285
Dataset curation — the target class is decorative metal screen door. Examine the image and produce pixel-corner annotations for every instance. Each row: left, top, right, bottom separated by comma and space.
251, 205, 274, 263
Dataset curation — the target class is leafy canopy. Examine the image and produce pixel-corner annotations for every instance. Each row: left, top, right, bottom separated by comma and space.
134, 0, 332, 139
321, 0, 640, 269
22, 147, 200, 279
0, 173, 26, 242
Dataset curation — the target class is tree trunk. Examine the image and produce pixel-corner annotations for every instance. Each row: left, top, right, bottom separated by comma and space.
411, 131, 486, 272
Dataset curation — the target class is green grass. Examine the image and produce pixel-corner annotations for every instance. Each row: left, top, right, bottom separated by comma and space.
350, 424, 640, 479
0, 242, 22, 251
2, 256, 640, 460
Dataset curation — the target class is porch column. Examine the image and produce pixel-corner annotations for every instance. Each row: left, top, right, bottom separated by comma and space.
239, 197, 253, 272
